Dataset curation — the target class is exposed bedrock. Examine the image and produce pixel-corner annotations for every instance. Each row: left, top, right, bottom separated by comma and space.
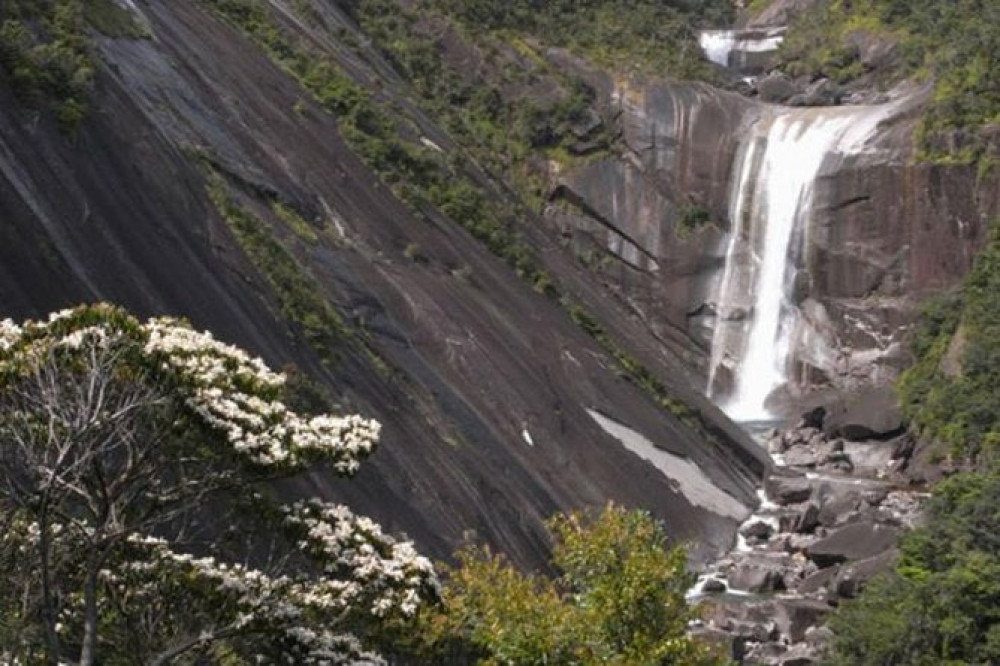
0, 0, 768, 569
553, 73, 1000, 406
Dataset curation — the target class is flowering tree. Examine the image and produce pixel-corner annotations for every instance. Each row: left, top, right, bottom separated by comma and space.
0, 304, 436, 665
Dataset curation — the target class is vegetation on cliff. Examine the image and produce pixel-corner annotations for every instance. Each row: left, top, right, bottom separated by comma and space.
0, 0, 144, 129
777, 0, 1000, 170
826, 221, 1000, 663
430, 0, 733, 80
897, 223, 1000, 461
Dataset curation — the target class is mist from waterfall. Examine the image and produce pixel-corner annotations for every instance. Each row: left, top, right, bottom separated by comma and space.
707, 104, 901, 421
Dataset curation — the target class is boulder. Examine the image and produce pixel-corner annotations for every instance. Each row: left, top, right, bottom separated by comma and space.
766, 472, 813, 505
741, 519, 775, 541
794, 503, 821, 534
785, 446, 820, 468
805, 522, 900, 568
777, 599, 832, 643
823, 386, 905, 441
796, 565, 839, 595
781, 644, 819, 666
799, 406, 827, 430
729, 557, 790, 593
758, 73, 797, 103
702, 577, 728, 594
834, 549, 899, 598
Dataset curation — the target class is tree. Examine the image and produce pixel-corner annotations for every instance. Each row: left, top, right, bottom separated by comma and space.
413, 503, 722, 665
0, 304, 436, 665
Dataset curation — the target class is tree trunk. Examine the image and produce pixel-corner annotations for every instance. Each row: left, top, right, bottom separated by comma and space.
78, 550, 100, 666
37, 506, 61, 666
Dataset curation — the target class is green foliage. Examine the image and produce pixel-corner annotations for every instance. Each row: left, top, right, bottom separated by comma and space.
205, 169, 351, 367
897, 222, 1000, 461
0, 0, 145, 129
827, 470, 1000, 665
413, 504, 723, 665
778, 0, 1000, 168
675, 206, 712, 239
431, 0, 733, 80
82, 0, 146, 38
0, 0, 93, 130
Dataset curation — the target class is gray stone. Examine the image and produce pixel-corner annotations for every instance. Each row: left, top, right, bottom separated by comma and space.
729, 558, 789, 593
794, 503, 821, 534
796, 565, 839, 595
834, 549, 899, 598
766, 473, 813, 505
806, 522, 900, 568
823, 386, 905, 441
778, 599, 832, 643
758, 73, 797, 103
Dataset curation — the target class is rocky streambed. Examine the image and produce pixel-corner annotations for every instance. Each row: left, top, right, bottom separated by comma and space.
687, 397, 926, 664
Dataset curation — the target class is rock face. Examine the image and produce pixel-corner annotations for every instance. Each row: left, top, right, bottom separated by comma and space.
0, 1, 769, 568
553, 61, 1000, 407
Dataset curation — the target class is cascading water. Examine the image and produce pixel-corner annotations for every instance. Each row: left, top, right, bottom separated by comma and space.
707, 103, 902, 421
698, 29, 785, 69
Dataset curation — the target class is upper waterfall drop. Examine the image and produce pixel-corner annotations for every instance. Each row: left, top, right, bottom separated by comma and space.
707, 102, 903, 422
698, 28, 785, 70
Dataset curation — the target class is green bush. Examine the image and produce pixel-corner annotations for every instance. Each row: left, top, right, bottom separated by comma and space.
778, 0, 1000, 169
827, 471, 1000, 665
410, 504, 724, 665
897, 222, 1000, 461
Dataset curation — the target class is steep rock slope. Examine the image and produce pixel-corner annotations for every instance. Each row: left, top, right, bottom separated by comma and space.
0, 0, 768, 567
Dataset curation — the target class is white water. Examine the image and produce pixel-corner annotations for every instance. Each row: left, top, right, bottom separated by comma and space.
698, 29, 785, 68
708, 104, 902, 421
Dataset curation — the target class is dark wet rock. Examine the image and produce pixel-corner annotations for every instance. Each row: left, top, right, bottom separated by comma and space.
741, 519, 776, 540
766, 472, 814, 505
794, 503, 821, 534
806, 522, 900, 568
800, 406, 827, 430
702, 577, 728, 594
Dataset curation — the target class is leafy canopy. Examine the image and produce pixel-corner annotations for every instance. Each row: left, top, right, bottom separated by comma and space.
0, 304, 436, 665
413, 503, 722, 665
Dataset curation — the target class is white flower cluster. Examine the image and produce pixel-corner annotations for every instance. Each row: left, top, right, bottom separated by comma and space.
143, 319, 284, 388
143, 318, 380, 471
55, 325, 110, 351
283, 500, 437, 618
0, 319, 21, 352
124, 534, 389, 664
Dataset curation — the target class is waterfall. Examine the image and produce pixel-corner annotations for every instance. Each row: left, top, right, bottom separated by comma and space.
707, 104, 901, 421
698, 29, 785, 69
